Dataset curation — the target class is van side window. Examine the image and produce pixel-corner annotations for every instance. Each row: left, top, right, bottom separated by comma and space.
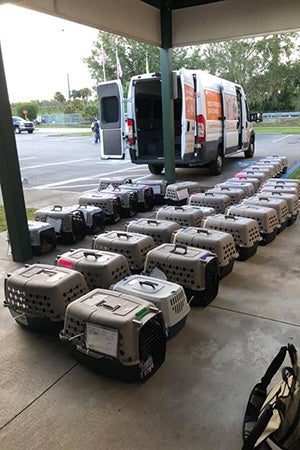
101, 96, 119, 123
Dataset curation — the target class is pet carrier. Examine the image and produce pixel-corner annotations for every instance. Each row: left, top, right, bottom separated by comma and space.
78, 190, 121, 224
226, 204, 280, 245
172, 227, 237, 279
164, 181, 201, 205
4, 263, 88, 334
112, 275, 190, 339
249, 164, 278, 178
125, 218, 180, 245
69, 204, 105, 235
119, 183, 155, 211
217, 181, 255, 197
93, 231, 155, 272
155, 205, 204, 228
99, 187, 138, 218
98, 176, 132, 190
263, 179, 300, 196
144, 243, 219, 306
232, 176, 261, 191
203, 214, 261, 261
260, 183, 299, 198
243, 195, 289, 233
56, 248, 130, 290
134, 179, 167, 205
235, 170, 267, 185
257, 159, 283, 176
27, 220, 57, 256
256, 191, 298, 226
263, 155, 288, 173
189, 192, 231, 214
60, 289, 167, 382
34, 205, 86, 244
206, 186, 246, 205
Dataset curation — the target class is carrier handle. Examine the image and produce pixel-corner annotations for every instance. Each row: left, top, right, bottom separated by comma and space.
139, 280, 158, 289
147, 219, 159, 225
225, 215, 236, 220
271, 192, 282, 196
204, 192, 215, 197
220, 187, 230, 191
83, 251, 103, 259
52, 205, 62, 211
258, 197, 269, 201
196, 228, 210, 235
171, 243, 188, 254
174, 206, 185, 211
272, 186, 285, 190
117, 232, 129, 239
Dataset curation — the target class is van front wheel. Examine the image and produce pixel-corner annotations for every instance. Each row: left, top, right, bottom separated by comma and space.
244, 139, 255, 158
148, 164, 164, 175
208, 152, 223, 175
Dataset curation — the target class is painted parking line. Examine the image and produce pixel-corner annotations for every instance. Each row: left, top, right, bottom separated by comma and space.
272, 135, 292, 143
21, 158, 95, 170
33, 164, 145, 189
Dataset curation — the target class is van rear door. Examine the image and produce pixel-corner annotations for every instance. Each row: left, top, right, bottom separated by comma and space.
97, 80, 126, 159
221, 80, 239, 154
180, 69, 196, 159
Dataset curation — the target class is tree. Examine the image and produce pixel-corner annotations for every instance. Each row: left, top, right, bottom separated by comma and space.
14, 102, 39, 120
54, 91, 66, 103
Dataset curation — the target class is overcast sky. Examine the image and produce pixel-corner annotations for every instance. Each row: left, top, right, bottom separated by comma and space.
0, 4, 99, 102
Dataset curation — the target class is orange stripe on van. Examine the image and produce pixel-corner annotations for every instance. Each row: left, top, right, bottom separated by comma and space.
205, 90, 222, 121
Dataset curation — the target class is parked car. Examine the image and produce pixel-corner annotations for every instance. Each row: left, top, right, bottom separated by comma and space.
12, 116, 35, 134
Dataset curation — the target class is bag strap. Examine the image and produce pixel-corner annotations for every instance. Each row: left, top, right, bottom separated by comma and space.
260, 346, 288, 390
243, 405, 274, 450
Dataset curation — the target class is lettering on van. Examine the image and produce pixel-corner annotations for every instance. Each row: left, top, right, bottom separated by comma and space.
204, 90, 222, 120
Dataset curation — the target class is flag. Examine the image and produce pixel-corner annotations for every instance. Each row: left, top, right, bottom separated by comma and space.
116, 50, 123, 79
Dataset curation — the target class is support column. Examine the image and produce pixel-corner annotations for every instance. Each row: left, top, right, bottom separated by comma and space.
0, 43, 32, 262
160, 2, 175, 184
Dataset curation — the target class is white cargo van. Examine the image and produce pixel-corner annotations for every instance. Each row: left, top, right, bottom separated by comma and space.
97, 68, 261, 175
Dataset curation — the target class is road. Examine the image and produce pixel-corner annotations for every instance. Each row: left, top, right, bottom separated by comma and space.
15, 130, 300, 193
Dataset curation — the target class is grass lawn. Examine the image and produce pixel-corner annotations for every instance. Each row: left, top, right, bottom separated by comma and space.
288, 167, 300, 179
254, 126, 300, 134
0, 206, 36, 233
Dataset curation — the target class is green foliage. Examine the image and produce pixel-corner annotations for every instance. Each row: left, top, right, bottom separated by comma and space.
54, 91, 66, 103
0, 205, 36, 232
13, 102, 39, 120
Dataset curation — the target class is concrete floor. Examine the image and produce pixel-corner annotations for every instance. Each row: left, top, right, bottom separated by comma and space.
0, 188, 299, 450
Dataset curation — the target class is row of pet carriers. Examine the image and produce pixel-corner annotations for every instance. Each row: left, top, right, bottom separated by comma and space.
249, 164, 278, 178
34, 205, 86, 244
78, 189, 121, 224
227, 204, 279, 246
98, 176, 132, 189
203, 214, 261, 261
216, 181, 256, 197
243, 195, 289, 233
56, 248, 130, 290
164, 181, 201, 205
144, 243, 219, 306
155, 205, 205, 228
206, 186, 246, 205
119, 183, 155, 211
257, 158, 283, 176
59, 289, 167, 382
4, 263, 89, 335
125, 218, 180, 245
236, 170, 268, 185
258, 191, 299, 226
93, 230, 155, 273
172, 227, 238, 279
134, 179, 167, 205
112, 275, 190, 339
189, 192, 231, 213
262, 155, 288, 173
261, 180, 300, 197
99, 187, 138, 218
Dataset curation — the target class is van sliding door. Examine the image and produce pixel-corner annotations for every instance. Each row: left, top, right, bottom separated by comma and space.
97, 80, 126, 159
221, 80, 239, 154
180, 69, 196, 159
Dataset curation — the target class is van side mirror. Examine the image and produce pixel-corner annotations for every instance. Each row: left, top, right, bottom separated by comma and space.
250, 112, 263, 123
